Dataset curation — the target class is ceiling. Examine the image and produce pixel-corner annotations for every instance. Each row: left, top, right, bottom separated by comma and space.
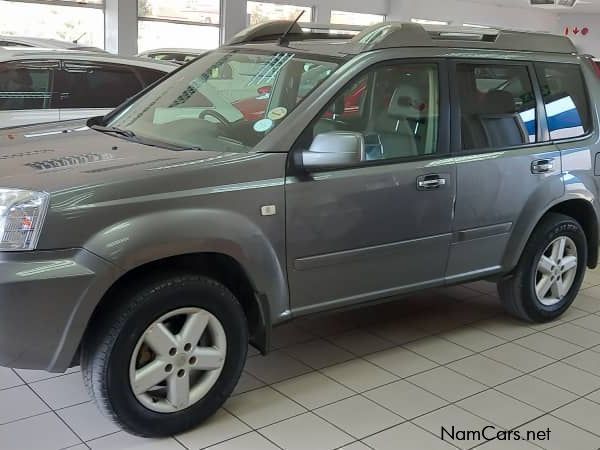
466, 0, 600, 13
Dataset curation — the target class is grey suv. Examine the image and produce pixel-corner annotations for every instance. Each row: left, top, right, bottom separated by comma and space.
0, 21, 598, 437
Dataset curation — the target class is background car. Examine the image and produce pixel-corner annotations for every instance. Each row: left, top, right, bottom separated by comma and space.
137, 48, 207, 64
0, 35, 105, 52
0, 48, 176, 128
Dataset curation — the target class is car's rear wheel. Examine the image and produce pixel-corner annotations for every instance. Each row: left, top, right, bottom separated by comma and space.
81, 274, 248, 437
498, 213, 587, 322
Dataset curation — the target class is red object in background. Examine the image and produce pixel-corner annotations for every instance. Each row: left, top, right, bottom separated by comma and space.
582, 27, 590, 36
233, 81, 369, 121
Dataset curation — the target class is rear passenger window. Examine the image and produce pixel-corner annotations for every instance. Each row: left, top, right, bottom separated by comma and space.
60, 62, 144, 109
304, 63, 440, 161
0, 61, 57, 111
457, 64, 537, 150
535, 63, 592, 140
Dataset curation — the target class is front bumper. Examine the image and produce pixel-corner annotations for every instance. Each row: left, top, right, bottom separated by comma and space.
0, 249, 118, 372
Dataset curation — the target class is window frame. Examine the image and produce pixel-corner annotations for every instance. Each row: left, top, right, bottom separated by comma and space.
533, 61, 595, 145
5, 0, 103, 9
291, 58, 451, 171
449, 58, 549, 156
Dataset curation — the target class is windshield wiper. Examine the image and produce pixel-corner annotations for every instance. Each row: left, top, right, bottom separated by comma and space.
90, 125, 137, 139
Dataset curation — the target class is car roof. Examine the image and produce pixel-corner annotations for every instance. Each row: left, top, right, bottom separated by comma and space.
0, 35, 104, 51
138, 48, 208, 56
226, 21, 578, 58
0, 48, 178, 71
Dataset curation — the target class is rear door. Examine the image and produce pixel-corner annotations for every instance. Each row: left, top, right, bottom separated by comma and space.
57, 61, 147, 121
0, 60, 59, 128
447, 60, 563, 282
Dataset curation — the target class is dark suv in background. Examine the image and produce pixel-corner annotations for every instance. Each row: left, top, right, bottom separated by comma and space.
0, 21, 598, 437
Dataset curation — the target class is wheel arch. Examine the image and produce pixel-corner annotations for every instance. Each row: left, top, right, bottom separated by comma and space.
82, 252, 272, 359
504, 197, 599, 272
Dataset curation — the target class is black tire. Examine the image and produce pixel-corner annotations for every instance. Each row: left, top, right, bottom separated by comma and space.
498, 213, 587, 323
81, 274, 248, 437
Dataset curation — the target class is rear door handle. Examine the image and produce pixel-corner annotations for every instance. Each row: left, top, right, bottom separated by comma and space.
417, 174, 447, 190
531, 159, 554, 174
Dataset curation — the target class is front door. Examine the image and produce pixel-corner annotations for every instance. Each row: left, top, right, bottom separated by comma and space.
285, 60, 456, 314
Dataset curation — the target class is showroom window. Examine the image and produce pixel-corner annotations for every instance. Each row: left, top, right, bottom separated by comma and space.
456, 63, 538, 150
0, 0, 104, 48
138, 0, 221, 52
247, 1, 313, 26
330, 10, 385, 26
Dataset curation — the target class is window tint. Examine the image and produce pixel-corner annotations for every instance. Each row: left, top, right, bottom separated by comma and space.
535, 63, 592, 140
137, 68, 166, 86
60, 62, 144, 109
457, 64, 537, 150
303, 63, 439, 161
0, 61, 56, 111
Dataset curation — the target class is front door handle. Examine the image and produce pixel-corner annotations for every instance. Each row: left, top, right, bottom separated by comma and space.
531, 159, 554, 174
417, 174, 447, 190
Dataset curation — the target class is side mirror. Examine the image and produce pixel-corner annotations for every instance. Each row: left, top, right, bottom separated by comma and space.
302, 132, 365, 171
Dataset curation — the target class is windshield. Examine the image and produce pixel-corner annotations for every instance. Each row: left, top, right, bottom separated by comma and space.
107, 49, 340, 152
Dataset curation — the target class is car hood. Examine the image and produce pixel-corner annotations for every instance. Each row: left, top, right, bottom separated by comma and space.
0, 121, 259, 193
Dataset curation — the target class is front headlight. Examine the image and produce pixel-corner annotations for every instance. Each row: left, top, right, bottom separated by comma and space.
0, 189, 49, 251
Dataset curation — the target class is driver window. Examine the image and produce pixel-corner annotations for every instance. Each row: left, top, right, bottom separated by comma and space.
306, 63, 440, 161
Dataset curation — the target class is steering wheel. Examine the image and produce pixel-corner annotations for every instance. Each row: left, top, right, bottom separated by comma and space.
198, 110, 231, 126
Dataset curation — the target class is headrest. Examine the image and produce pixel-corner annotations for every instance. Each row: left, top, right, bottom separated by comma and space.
484, 90, 515, 114
387, 85, 428, 119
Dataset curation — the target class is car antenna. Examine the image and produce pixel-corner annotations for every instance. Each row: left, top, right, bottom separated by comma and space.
72, 32, 86, 44
279, 10, 305, 46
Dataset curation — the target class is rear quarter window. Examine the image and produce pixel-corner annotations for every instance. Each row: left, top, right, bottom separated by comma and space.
535, 62, 593, 140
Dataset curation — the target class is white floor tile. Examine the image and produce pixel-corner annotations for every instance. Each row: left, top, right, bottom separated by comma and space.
56, 401, 121, 441
364, 380, 447, 419
0, 367, 23, 390
364, 422, 455, 450
404, 336, 473, 364
0, 412, 81, 450
532, 362, 600, 396
273, 371, 353, 410
206, 432, 278, 450
321, 359, 398, 392
261, 412, 353, 450
315, 396, 403, 440
177, 409, 250, 449
87, 431, 185, 450
29, 372, 89, 410
0, 385, 49, 424
447, 355, 523, 387
406, 367, 487, 402
496, 375, 578, 411
364, 347, 438, 378
224, 386, 305, 429
243, 351, 312, 384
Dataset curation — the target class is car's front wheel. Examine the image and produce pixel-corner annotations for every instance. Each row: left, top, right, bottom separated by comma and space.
81, 274, 248, 437
498, 213, 587, 322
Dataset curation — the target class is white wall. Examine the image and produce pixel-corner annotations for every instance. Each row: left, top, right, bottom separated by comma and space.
558, 14, 600, 56
388, 0, 557, 32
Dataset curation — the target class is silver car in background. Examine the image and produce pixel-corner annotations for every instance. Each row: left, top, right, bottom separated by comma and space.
0, 48, 176, 128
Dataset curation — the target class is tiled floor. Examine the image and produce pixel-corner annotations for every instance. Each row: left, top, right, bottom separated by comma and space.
3, 272, 600, 450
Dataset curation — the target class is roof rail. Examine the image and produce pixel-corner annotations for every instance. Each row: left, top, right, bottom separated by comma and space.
227, 21, 363, 45
352, 22, 577, 54
227, 20, 577, 54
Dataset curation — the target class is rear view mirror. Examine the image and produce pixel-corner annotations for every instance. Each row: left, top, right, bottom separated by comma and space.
302, 132, 365, 171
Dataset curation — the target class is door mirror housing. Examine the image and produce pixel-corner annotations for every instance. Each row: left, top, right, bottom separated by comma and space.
302, 132, 365, 171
